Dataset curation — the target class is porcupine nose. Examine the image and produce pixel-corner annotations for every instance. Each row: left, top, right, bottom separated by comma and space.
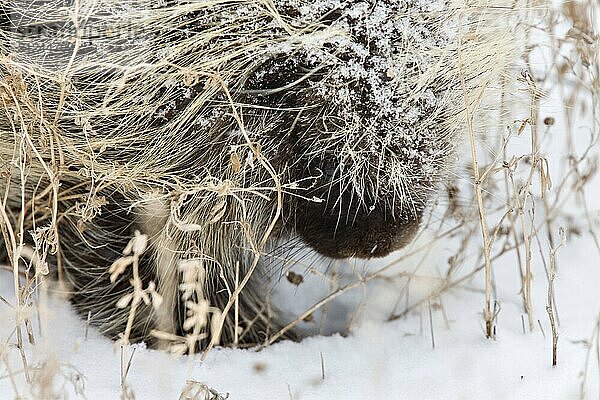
295, 188, 424, 259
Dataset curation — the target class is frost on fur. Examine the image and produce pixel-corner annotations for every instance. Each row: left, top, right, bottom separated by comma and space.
0, 0, 526, 350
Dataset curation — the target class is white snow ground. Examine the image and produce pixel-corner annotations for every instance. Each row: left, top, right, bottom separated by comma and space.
1, 7, 599, 400
1, 217, 599, 399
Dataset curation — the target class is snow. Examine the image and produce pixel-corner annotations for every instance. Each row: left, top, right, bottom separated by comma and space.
1, 223, 599, 399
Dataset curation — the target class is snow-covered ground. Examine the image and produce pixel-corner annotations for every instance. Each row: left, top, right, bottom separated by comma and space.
0, 214, 598, 399
1, 3, 599, 400
0, 245, 598, 400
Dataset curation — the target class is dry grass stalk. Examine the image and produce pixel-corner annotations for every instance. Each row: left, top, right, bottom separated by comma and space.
547, 228, 565, 366
179, 380, 228, 400
457, 14, 495, 339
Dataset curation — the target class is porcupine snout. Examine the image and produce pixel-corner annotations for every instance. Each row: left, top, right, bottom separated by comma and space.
295, 182, 425, 259
244, 2, 445, 259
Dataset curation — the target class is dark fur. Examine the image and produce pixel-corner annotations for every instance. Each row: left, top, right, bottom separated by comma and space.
0, 0, 456, 349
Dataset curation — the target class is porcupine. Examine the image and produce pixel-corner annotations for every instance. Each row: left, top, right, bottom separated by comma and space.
0, 0, 522, 350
